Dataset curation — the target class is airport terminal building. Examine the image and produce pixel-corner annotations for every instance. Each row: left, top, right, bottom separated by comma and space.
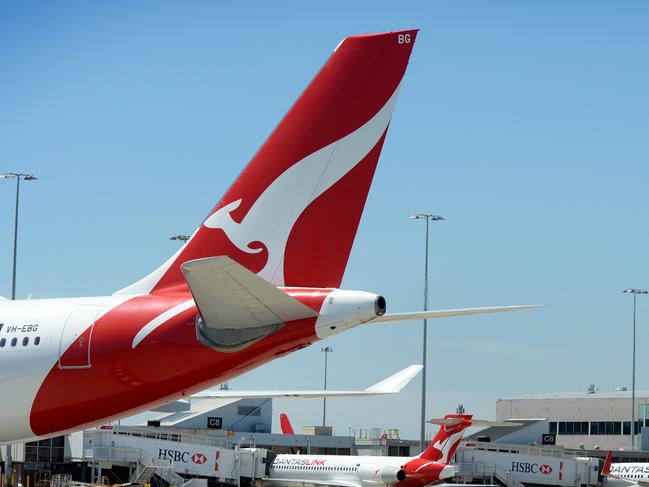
496, 387, 649, 450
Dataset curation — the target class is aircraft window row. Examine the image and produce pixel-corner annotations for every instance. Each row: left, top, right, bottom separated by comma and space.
276, 465, 356, 471
549, 420, 642, 435
0, 336, 41, 348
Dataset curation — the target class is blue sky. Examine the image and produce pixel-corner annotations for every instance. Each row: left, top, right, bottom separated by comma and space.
1, 1, 648, 438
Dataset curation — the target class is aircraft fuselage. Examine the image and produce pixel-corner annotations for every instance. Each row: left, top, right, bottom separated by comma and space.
0, 287, 340, 443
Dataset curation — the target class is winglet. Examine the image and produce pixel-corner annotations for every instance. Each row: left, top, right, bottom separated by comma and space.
366, 365, 423, 393
603, 451, 612, 476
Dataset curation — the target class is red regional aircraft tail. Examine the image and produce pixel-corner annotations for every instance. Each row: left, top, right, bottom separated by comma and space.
421, 414, 474, 463
422, 415, 521, 463
117, 29, 418, 295
280, 413, 295, 435
602, 451, 612, 476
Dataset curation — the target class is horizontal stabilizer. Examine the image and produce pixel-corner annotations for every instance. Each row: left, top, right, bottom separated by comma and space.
181, 256, 317, 329
369, 305, 540, 324
428, 417, 522, 427
191, 365, 422, 399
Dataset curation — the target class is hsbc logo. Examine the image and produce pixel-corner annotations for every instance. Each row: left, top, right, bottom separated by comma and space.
539, 465, 553, 475
511, 462, 554, 475
191, 453, 207, 465
159, 449, 208, 465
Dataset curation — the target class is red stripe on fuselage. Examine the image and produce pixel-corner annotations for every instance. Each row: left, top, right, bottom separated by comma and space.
30, 289, 327, 437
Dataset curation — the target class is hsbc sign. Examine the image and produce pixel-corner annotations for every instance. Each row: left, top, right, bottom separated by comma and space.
159, 448, 208, 465
105, 432, 238, 480
159, 448, 190, 463
511, 462, 554, 475
457, 449, 594, 485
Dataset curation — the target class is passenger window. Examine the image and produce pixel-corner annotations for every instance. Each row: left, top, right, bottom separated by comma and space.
10, 337, 17, 347
35, 336, 40, 346
23, 337, 29, 346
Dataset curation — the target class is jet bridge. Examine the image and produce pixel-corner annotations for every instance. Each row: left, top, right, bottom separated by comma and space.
455, 441, 602, 487
83, 426, 274, 486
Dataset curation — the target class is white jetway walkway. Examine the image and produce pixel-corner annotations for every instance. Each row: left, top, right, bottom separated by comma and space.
83, 426, 273, 487
455, 441, 602, 487
82, 426, 604, 487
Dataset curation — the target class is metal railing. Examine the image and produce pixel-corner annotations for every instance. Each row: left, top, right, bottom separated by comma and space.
347, 427, 402, 440
156, 467, 187, 486
85, 446, 143, 463
85, 445, 177, 486
462, 441, 585, 459
84, 446, 173, 470
106, 425, 231, 449
456, 462, 526, 487
494, 463, 526, 487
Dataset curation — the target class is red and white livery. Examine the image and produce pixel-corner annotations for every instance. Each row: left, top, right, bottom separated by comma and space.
266, 414, 482, 487
0, 29, 535, 444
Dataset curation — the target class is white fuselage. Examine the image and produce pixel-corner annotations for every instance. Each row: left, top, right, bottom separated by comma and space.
0, 295, 130, 442
268, 454, 407, 487
0, 288, 382, 444
611, 463, 649, 483
267, 453, 454, 487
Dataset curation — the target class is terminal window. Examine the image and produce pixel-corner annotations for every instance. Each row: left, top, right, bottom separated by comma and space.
237, 405, 261, 416
556, 420, 640, 435
558, 421, 589, 435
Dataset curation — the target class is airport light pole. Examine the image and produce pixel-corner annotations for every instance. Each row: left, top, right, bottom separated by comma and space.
170, 235, 190, 243
321, 346, 333, 427
411, 213, 445, 452
624, 288, 647, 449
1, 172, 36, 487
0, 173, 37, 300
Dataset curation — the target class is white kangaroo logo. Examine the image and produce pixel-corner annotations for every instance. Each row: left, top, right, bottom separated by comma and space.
203, 85, 402, 286
431, 430, 464, 463
116, 85, 401, 296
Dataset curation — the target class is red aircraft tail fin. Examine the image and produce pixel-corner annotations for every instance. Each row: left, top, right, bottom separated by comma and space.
602, 451, 612, 476
280, 413, 295, 435
421, 414, 473, 463
116, 30, 418, 295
